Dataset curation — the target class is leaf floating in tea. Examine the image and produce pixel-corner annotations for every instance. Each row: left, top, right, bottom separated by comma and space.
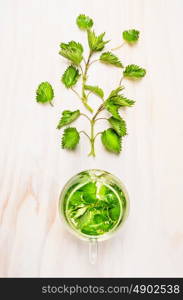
66, 181, 122, 236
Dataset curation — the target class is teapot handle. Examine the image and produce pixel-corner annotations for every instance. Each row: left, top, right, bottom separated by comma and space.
89, 238, 98, 264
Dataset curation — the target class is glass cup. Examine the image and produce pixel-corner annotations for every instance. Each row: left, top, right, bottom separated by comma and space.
59, 169, 129, 264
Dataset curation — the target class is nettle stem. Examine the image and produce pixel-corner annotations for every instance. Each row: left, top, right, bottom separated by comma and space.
81, 51, 93, 113
89, 59, 99, 66
119, 75, 124, 86
80, 130, 90, 140
88, 119, 95, 156
111, 42, 125, 51
80, 104, 104, 157
88, 104, 104, 157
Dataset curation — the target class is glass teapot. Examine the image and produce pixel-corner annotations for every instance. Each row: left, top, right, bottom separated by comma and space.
59, 169, 129, 264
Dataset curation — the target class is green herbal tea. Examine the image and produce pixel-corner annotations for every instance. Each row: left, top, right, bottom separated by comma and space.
61, 170, 128, 238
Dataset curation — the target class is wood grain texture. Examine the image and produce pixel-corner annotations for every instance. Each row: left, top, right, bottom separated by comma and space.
0, 0, 183, 277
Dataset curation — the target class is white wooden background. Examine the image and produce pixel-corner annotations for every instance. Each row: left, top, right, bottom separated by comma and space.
0, 0, 183, 277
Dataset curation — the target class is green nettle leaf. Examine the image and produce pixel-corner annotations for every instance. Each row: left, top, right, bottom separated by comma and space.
59, 41, 83, 65
100, 52, 123, 68
84, 85, 104, 99
76, 14, 93, 30
105, 100, 121, 120
123, 64, 146, 79
93, 214, 106, 224
69, 191, 84, 207
87, 30, 109, 52
107, 86, 135, 106
123, 29, 140, 43
108, 117, 127, 137
62, 65, 80, 88
109, 206, 120, 221
62, 127, 80, 150
106, 193, 118, 206
109, 86, 124, 98
81, 182, 97, 195
101, 128, 122, 154
79, 182, 97, 204
57, 110, 80, 129
98, 185, 110, 198
105, 86, 135, 121
36, 82, 54, 104
73, 207, 87, 219
111, 95, 135, 106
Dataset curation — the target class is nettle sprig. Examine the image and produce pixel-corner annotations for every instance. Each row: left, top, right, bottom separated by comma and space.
35, 14, 146, 157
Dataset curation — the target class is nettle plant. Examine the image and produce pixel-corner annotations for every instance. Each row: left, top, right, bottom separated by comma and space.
36, 14, 146, 156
